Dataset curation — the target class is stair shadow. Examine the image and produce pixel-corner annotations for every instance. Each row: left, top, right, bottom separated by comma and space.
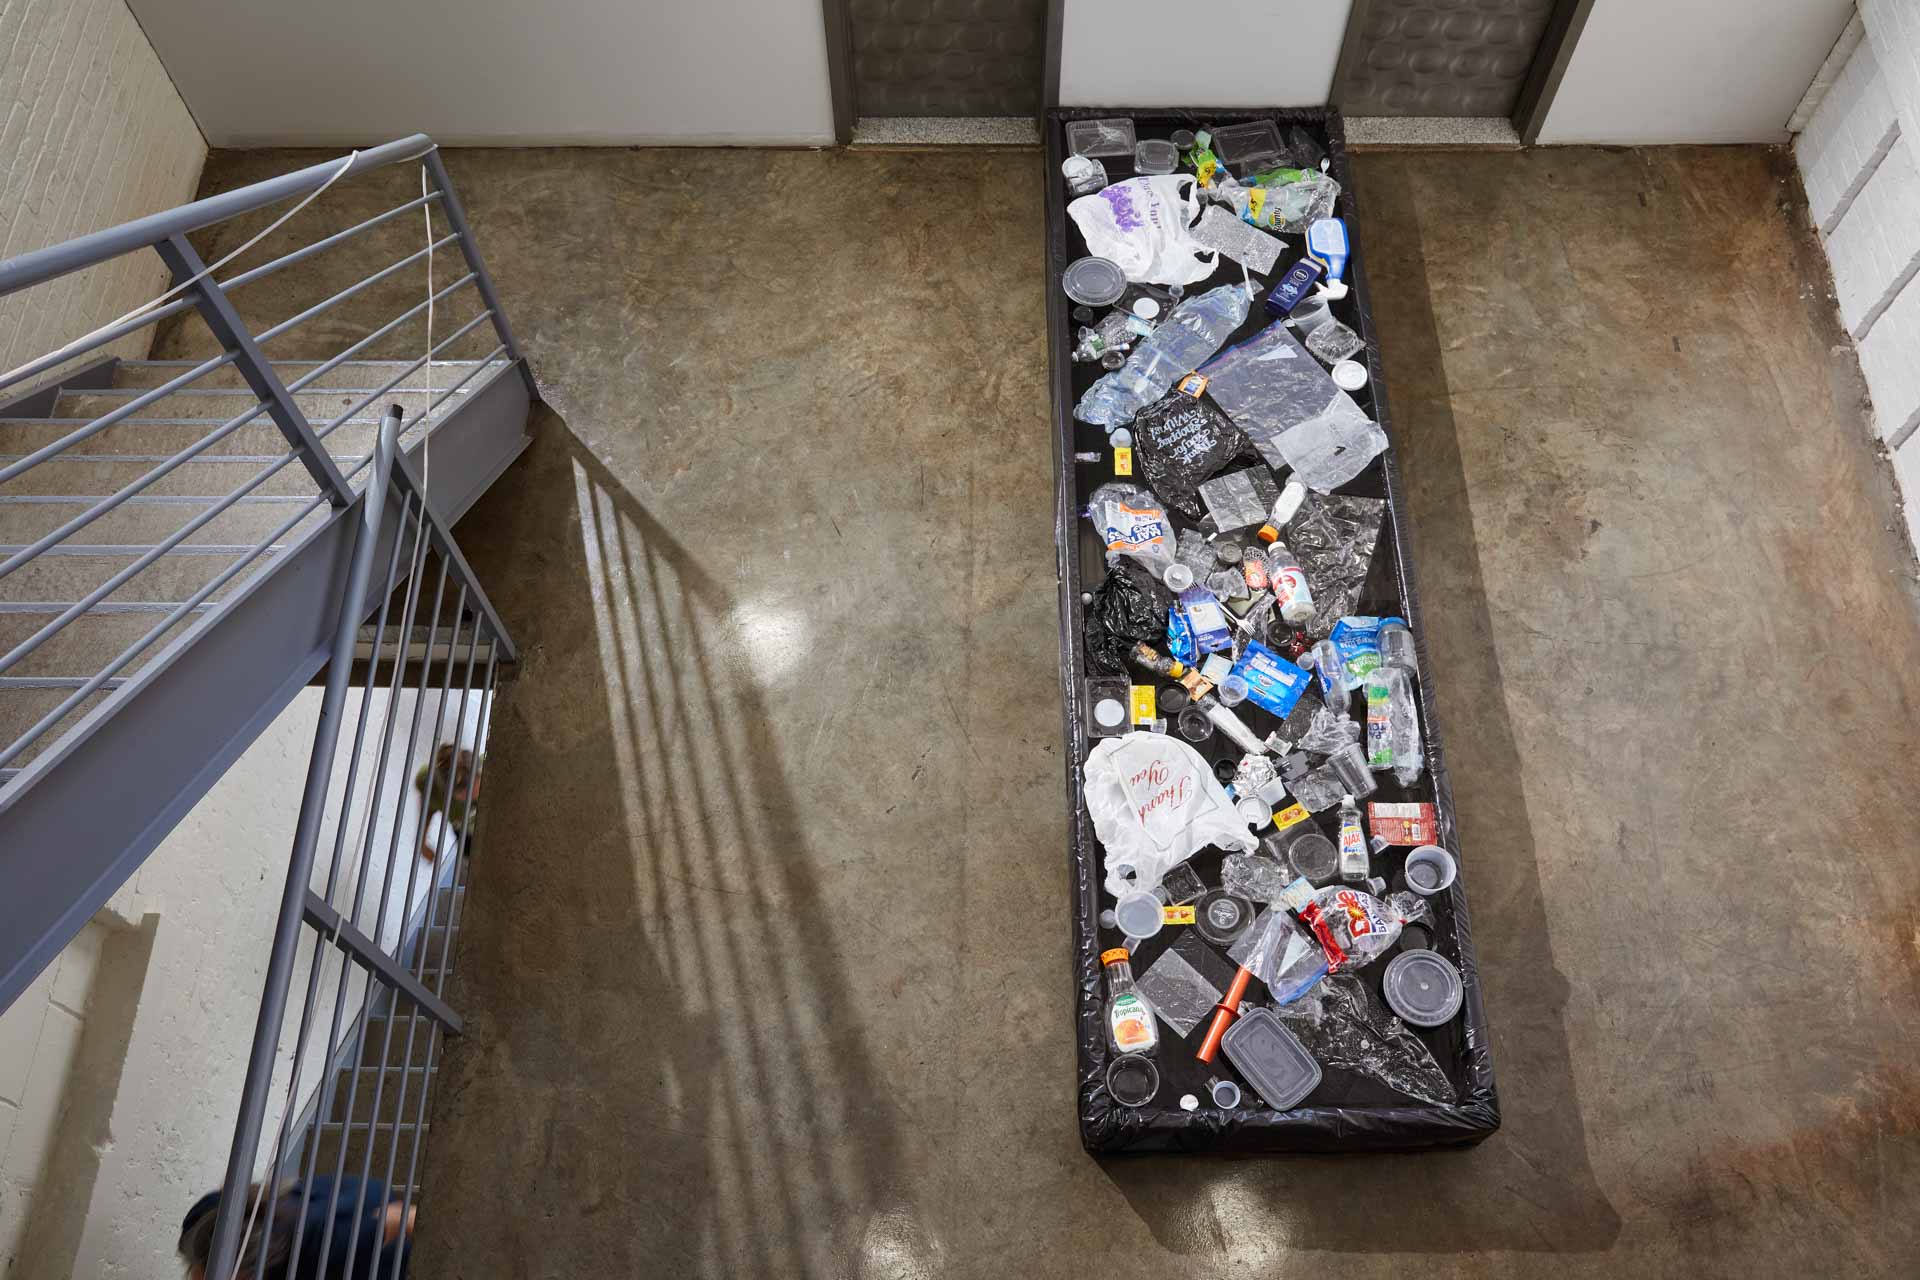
413, 409, 904, 1279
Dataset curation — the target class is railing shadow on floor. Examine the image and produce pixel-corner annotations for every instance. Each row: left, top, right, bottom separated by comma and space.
415, 411, 912, 1278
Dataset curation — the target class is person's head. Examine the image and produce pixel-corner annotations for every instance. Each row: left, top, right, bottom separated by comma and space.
178, 1185, 295, 1280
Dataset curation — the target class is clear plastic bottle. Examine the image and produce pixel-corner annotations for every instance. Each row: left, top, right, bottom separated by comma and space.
1338, 794, 1368, 883
1102, 947, 1160, 1055
1265, 540, 1315, 625
1074, 283, 1253, 427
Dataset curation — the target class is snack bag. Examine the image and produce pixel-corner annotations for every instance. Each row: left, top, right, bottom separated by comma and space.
1086, 483, 1175, 578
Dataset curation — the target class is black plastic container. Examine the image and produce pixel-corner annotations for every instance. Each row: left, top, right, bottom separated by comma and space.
1046, 107, 1500, 1153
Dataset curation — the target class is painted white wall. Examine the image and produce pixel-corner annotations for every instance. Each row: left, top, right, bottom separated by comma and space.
0, 0, 205, 383
0, 680, 485, 1278
125, 0, 836, 147
1538, 0, 1856, 144
1059, 0, 1353, 108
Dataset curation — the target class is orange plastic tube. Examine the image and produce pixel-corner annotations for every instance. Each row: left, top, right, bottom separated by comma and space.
1196, 964, 1254, 1064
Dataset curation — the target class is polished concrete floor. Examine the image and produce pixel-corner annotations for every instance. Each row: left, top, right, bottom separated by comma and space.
188, 143, 1920, 1278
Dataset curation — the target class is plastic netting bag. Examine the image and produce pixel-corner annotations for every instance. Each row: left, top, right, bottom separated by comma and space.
1131, 393, 1249, 520
1084, 561, 1168, 676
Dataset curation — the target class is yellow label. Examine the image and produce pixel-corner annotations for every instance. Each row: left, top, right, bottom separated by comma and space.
1272, 802, 1310, 832
1163, 904, 1195, 925
1246, 187, 1267, 221
1129, 685, 1156, 725
1113, 446, 1133, 476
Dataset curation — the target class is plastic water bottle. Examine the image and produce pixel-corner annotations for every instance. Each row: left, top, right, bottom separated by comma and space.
1265, 540, 1315, 625
1074, 283, 1252, 427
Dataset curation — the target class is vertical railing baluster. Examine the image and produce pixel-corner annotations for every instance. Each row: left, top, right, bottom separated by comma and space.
154, 234, 356, 506
420, 149, 538, 398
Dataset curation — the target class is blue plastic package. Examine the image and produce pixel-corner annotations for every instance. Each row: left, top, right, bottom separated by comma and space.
1167, 605, 1196, 665
1179, 586, 1234, 655
1329, 615, 1406, 681
1228, 640, 1311, 719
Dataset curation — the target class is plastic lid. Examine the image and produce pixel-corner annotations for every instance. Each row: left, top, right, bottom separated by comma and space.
1099, 946, 1131, 966
1285, 831, 1338, 880
1332, 360, 1369, 390
1063, 256, 1127, 306
1219, 1007, 1322, 1110
1132, 297, 1161, 320
1383, 948, 1464, 1028
1195, 890, 1251, 945
1179, 1093, 1200, 1112
1093, 697, 1126, 727
1163, 563, 1195, 591
1109, 427, 1133, 447
1114, 892, 1164, 939
1107, 1054, 1160, 1107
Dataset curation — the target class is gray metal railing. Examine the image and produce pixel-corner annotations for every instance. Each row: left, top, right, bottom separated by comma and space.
204, 407, 511, 1279
0, 134, 529, 782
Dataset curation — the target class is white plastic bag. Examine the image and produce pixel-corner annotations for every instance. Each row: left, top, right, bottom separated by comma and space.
1085, 732, 1257, 899
1068, 176, 1219, 286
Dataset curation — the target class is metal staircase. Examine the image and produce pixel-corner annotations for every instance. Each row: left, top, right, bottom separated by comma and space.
0, 135, 530, 1014
0, 136, 529, 1276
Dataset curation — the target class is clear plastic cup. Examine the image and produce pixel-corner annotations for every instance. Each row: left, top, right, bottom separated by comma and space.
1163, 563, 1195, 592
1114, 890, 1164, 939
1177, 706, 1214, 742
1107, 1053, 1161, 1107
1218, 674, 1250, 707
1208, 1075, 1241, 1108
1403, 845, 1456, 896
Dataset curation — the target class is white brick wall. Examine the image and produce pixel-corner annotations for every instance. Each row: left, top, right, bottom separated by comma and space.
0, 0, 205, 386
1823, 132, 1920, 337
1795, 5, 1920, 553
1795, 33, 1898, 232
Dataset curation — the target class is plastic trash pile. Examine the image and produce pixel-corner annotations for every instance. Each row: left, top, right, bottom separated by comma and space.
1065, 118, 1465, 1121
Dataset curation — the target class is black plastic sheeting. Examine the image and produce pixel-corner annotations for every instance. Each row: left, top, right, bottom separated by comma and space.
1045, 108, 1500, 1153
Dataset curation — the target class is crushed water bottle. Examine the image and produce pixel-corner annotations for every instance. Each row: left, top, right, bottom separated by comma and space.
1074, 282, 1252, 428
1364, 665, 1424, 785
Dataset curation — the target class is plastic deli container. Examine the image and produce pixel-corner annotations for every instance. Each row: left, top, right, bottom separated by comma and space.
1063, 256, 1127, 307
1382, 949, 1465, 1028
1219, 1008, 1322, 1110
1066, 117, 1139, 159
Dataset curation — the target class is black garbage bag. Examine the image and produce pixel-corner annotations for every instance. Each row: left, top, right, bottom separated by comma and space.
1132, 392, 1249, 520
1084, 560, 1167, 675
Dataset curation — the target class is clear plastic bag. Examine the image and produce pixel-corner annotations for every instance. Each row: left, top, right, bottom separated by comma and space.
1297, 703, 1360, 755
1274, 397, 1387, 493
1283, 493, 1387, 639
1275, 973, 1456, 1105
1199, 322, 1338, 459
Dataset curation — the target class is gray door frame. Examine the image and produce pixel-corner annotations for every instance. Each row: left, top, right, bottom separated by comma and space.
1330, 0, 1597, 142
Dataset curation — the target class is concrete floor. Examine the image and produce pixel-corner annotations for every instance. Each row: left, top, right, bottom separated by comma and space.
188, 143, 1920, 1278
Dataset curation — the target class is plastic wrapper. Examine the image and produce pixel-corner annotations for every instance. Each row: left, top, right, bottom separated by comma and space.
1137, 943, 1224, 1039
1231, 886, 1409, 1005
1192, 204, 1283, 274
1084, 732, 1257, 899
1086, 482, 1176, 578
1297, 703, 1360, 755
1221, 852, 1292, 902
1276, 974, 1456, 1106
1291, 761, 1347, 812
1198, 467, 1280, 532
1284, 493, 1387, 639
1084, 562, 1167, 676
1133, 394, 1249, 520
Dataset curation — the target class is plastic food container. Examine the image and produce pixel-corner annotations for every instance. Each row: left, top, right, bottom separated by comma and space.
1063, 256, 1126, 306
1282, 830, 1338, 883
1208, 120, 1285, 174
1134, 138, 1179, 174
1382, 948, 1464, 1028
1067, 117, 1139, 159
1219, 1007, 1322, 1110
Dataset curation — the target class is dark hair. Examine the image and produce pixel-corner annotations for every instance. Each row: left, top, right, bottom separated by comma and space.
178, 1184, 297, 1276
